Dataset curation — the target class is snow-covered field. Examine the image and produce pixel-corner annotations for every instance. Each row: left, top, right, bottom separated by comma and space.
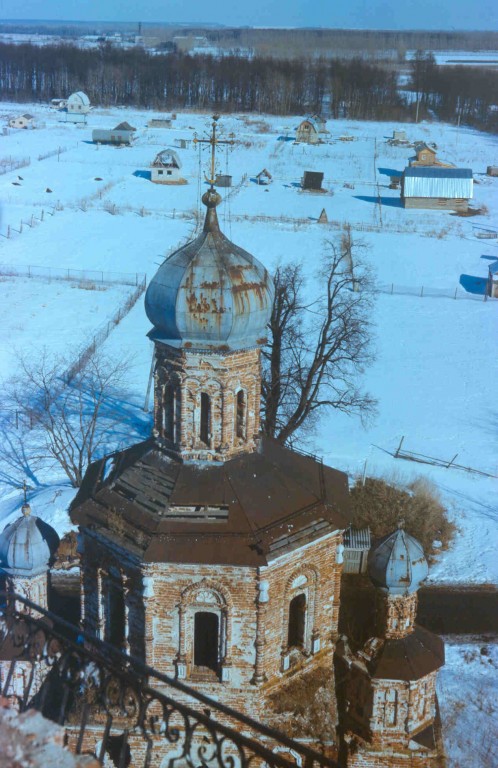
0, 102, 497, 765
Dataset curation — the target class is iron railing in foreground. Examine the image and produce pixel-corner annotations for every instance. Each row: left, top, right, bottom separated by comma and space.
0, 593, 338, 768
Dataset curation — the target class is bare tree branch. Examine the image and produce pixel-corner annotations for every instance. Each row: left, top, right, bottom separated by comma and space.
261, 231, 377, 445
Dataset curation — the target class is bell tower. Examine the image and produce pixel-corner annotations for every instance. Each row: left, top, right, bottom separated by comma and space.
144, 117, 274, 462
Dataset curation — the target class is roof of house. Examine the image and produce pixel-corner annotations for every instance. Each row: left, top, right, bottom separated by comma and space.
414, 142, 436, 154
68, 91, 90, 105
114, 121, 136, 132
404, 167, 472, 179
151, 149, 182, 168
403, 167, 473, 199
70, 435, 351, 567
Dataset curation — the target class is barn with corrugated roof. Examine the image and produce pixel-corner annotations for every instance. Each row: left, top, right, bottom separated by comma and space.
401, 167, 473, 211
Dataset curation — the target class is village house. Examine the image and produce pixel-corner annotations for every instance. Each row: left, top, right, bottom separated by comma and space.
409, 142, 453, 168
401, 167, 473, 212
256, 168, 272, 185
295, 117, 322, 144
302, 170, 325, 191
67, 91, 91, 115
92, 121, 136, 146
150, 149, 186, 184
148, 117, 173, 128
8, 113, 36, 130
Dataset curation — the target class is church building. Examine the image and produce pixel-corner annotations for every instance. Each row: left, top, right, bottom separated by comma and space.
69, 127, 350, 757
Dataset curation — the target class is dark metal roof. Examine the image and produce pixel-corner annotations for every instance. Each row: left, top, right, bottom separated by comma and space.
70, 436, 350, 567
366, 626, 444, 681
403, 167, 472, 179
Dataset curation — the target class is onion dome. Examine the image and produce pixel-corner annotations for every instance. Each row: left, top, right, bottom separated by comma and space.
145, 188, 274, 350
367, 525, 428, 595
0, 503, 59, 577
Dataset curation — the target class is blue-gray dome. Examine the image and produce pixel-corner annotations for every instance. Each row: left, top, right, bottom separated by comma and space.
367, 526, 428, 595
145, 189, 274, 350
0, 504, 59, 577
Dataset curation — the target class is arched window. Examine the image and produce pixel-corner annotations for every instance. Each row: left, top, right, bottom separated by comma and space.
162, 384, 174, 439
105, 579, 126, 648
288, 593, 306, 649
200, 393, 211, 445
236, 390, 246, 439
194, 611, 219, 673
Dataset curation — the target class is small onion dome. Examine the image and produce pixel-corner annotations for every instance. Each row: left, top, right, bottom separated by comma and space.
367, 525, 428, 595
145, 188, 274, 350
0, 504, 60, 577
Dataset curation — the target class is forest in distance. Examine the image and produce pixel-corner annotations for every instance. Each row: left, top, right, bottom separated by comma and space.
0, 42, 497, 131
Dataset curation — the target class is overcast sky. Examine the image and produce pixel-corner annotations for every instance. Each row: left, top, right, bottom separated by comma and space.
0, 0, 496, 30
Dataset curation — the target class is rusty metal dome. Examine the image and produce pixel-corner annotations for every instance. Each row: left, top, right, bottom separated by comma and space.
367, 525, 428, 595
145, 189, 274, 350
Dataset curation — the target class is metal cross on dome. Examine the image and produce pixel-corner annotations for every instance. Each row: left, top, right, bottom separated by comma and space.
193, 114, 235, 187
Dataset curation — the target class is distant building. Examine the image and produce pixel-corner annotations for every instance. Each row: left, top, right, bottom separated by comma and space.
487, 262, 498, 298
392, 129, 407, 142
150, 149, 186, 184
309, 114, 329, 134
148, 118, 173, 129
302, 171, 324, 191
174, 138, 191, 149
67, 91, 91, 115
410, 142, 453, 168
487, 165, 498, 177
92, 121, 136, 146
256, 168, 272, 185
8, 113, 35, 129
214, 174, 232, 188
401, 167, 473, 212
295, 118, 321, 145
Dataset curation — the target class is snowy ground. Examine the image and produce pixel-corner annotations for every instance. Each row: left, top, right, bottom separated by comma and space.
0, 102, 497, 767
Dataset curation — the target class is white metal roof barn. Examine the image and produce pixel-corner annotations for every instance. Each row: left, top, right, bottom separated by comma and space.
403, 167, 473, 199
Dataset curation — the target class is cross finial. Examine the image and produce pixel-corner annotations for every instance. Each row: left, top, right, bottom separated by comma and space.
193, 115, 235, 189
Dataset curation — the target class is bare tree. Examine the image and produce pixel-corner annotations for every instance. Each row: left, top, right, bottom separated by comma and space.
2, 350, 132, 488
261, 233, 376, 445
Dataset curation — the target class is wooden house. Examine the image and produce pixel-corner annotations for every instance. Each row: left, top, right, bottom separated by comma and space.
295, 118, 321, 145
256, 168, 272, 185
410, 142, 453, 168
215, 174, 232, 188
92, 121, 136, 146
401, 167, 473, 211
174, 138, 191, 149
148, 118, 172, 128
487, 262, 498, 298
150, 150, 186, 184
8, 113, 35, 129
487, 166, 498, 177
393, 129, 407, 141
302, 171, 324, 191
67, 91, 91, 115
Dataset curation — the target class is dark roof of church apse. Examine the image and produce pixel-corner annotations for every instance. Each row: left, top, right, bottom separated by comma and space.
70, 436, 350, 567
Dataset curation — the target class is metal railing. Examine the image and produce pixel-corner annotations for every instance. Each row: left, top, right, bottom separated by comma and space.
0, 594, 338, 768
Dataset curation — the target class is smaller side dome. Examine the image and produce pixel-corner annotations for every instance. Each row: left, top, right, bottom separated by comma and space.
367, 526, 428, 595
0, 504, 59, 577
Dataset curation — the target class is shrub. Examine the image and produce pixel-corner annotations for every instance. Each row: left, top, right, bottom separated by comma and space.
350, 475, 455, 557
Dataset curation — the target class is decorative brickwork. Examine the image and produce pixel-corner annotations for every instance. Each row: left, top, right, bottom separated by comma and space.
153, 343, 262, 461
376, 592, 418, 639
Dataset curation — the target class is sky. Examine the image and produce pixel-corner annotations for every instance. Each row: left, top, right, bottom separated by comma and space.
0, 0, 497, 30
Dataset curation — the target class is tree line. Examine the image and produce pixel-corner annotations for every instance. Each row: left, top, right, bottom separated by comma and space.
0, 42, 496, 129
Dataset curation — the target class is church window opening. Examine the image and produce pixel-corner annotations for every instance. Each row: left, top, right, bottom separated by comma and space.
163, 384, 175, 439
194, 611, 219, 673
200, 393, 211, 445
383, 689, 398, 726
288, 593, 306, 649
236, 390, 246, 439
105, 579, 126, 648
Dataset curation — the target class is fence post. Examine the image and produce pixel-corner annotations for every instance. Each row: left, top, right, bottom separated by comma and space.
454, 287, 457, 299
7, 225, 10, 238
101, 271, 104, 284
391, 283, 393, 294
19, 221, 23, 234
41, 210, 44, 222
420, 286, 424, 297
28, 265, 31, 278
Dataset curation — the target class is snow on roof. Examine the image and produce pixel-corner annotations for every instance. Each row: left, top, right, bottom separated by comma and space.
69, 91, 90, 105
114, 121, 136, 131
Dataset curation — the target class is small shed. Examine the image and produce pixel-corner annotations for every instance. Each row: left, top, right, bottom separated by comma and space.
310, 114, 329, 134
8, 113, 35, 129
215, 174, 232, 188
487, 166, 498, 177
295, 118, 321, 145
401, 167, 473, 211
318, 208, 328, 223
302, 171, 324, 191
148, 118, 172, 128
67, 91, 91, 114
342, 526, 371, 574
487, 262, 498, 298
410, 142, 453, 168
92, 122, 136, 146
256, 168, 272, 185
393, 129, 407, 141
175, 138, 191, 149
150, 150, 186, 184
51, 98, 67, 109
